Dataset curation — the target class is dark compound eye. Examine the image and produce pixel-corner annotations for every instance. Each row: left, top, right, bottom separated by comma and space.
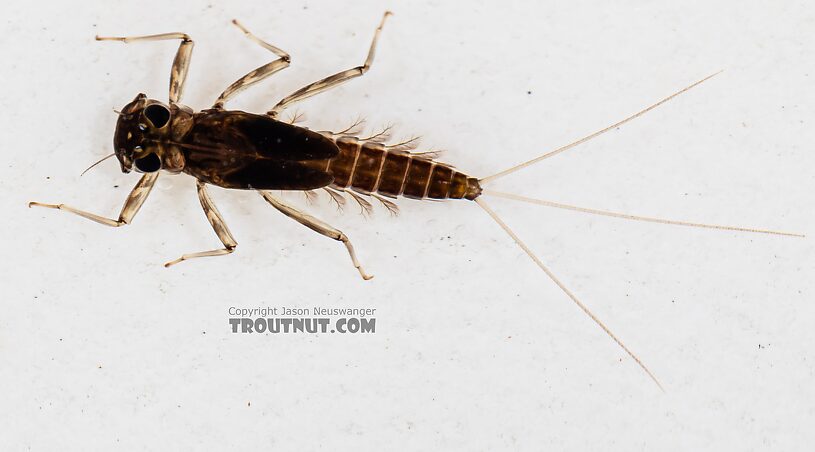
134, 152, 162, 173
144, 104, 170, 128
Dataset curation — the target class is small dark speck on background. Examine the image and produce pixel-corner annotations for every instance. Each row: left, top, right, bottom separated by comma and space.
114, 185, 119, 188
527, 90, 532, 95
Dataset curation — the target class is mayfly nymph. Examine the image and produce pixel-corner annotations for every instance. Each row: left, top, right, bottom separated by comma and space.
30, 12, 802, 389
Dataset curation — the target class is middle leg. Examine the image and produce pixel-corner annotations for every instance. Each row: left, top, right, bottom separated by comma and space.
213, 19, 291, 109
165, 181, 237, 267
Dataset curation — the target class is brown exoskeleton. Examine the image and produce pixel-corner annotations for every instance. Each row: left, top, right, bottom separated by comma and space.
29, 12, 801, 390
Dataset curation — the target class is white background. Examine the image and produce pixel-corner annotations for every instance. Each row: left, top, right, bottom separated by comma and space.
1, 0, 813, 450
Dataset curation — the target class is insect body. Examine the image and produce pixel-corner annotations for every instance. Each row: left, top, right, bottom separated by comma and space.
29, 12, 800, 389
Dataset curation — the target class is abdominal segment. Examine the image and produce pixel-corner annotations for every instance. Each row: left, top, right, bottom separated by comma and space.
307, 136, 482, 201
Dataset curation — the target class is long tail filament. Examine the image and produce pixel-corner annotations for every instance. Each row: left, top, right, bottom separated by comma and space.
480, 71, 723, 184
475, 71, 803, 390
476, 197, 665, 391
483, 190, 804, 238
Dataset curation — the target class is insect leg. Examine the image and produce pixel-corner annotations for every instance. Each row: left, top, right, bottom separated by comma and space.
260, 191, 373, 280
164, 181, 237, 267
267, 11, 392, 117
96, 32, 194, 104
29, 172, 158, 227
212, 20, 291, 109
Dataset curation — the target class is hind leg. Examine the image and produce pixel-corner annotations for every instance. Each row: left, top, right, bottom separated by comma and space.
268, 11, 392, 117
213, 20, 291, 109
260, 191, 373, 280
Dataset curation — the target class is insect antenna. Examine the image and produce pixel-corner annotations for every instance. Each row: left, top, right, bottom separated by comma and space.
475, 197, 664, 391
80, 153, 116, 177
482, 190, 804, 238
479, 71, 722, 184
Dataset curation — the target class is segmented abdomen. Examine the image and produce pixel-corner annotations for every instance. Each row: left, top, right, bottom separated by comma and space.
309, 136, 482, 201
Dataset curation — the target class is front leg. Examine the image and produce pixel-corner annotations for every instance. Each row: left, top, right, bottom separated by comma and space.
29, 172, 158, 227
164, 181, 237, 267
96, 32, 194, 104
